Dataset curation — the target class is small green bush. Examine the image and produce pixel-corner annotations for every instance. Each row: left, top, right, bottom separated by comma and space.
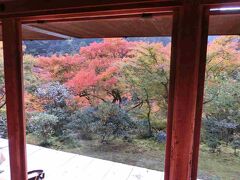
67, 107, 98, 140
95, 102, 135, 143
67, 102, 135, 143
203, 118, 221, 153
28, 112, 58, 146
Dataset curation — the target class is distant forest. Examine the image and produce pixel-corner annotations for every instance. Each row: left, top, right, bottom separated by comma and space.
23, 37, 171, 56
24, 36, 218, 57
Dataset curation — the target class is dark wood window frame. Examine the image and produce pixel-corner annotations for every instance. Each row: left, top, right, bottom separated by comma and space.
1, 1, 239, 180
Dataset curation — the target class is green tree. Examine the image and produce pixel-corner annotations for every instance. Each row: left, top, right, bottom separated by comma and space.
202, 36, 240, 149
204, 36, 240, 122
121, 43, 170, 137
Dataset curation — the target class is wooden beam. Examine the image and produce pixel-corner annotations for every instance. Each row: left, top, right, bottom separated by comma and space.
0, 0, 237, 20
165, 1, 209, 179
0, 0, 180, 18
0, 0, 238, 19
201, 0, 240, 7
2, 18, 27, 180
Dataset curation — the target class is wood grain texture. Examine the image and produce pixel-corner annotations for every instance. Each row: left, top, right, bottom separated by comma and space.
164, 9, 178, 180
201, 0, 240, 7
0, 0, 238, 19
191, 7, 210, 180
0, 12, 239, 40
0, 0, 180, 18
165, 1, 209, 179
2, 18, 27, 180
30, 14, 173, 38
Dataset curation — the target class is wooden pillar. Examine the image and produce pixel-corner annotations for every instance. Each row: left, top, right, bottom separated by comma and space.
165, 1, 209, 180
164, 9, 179, 180
2, 18, 27, 180
191, 8, 209, 180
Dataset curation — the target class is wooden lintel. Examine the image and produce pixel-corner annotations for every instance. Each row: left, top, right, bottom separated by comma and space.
201, 0, 240, 7
0, 0, 237, 19
2, 18, 27, 180
0, 0, 180, 19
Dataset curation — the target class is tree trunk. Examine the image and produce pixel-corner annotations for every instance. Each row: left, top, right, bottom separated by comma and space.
144, 89, 152, 137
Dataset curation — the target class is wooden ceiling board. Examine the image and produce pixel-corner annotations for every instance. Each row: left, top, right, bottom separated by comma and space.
31, 15, 173, 38
0, 13, 239, 40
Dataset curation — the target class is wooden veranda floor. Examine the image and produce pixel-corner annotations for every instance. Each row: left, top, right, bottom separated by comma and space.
0, 139, 164, 180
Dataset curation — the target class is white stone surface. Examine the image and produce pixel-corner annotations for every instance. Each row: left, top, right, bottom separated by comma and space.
0, 139, 164, 180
